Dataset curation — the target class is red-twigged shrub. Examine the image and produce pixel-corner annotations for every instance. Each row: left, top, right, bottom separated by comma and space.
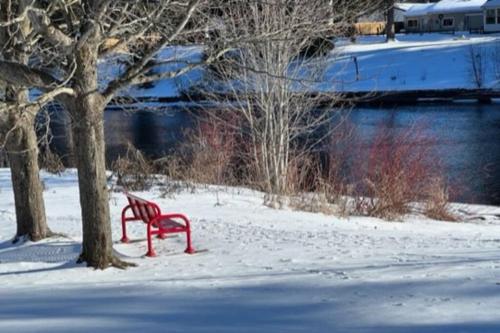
322, 122, 356, 202
182, 111, 240, 186
352, 124, 453, 220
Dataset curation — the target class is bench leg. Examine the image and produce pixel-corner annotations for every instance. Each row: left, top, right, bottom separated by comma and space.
120, 218, 129, 243
146, 224, 157, 257
184, 227, 195, 254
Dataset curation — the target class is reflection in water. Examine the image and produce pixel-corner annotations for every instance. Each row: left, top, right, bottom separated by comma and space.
349, 103, 500, 205
48, 103, 500, 205
104, 107, 193, 162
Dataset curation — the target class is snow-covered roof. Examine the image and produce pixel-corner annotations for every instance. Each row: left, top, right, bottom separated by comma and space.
405, 3, 435, 17
405, 0, 487, 17
483, 0, 500, 8
394, 2, 416, 11
395, 3, 421, 11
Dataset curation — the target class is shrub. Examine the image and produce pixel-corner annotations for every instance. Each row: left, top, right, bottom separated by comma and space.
424, 177, 457, 221
352, 124, 451, 220
39, 148, 65, 174
111, 142, 154, 191
156, 111, 242, 193
299, 37, 335, 58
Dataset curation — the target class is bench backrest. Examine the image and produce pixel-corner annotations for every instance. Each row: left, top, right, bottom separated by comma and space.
125, 193, 160, 223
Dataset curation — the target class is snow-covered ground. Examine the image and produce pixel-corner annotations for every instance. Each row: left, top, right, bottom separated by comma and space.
326, 33, 500, 92
112, 33, 500, 99
1, 169, 500, 332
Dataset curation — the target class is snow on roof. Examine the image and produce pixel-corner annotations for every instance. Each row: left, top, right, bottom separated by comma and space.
405, 0, 487, 17
483, 0, 500, 8
394, 3, 421, 11
405, 3, 435, 16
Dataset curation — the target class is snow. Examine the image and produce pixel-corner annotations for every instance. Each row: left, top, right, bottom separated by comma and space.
2, 169, 500, 332
99, 46, 205, 99
405, 0, 487, 16
394, 3, 420, 12
98, 34, 500, 100
123, 34, 500, 98
483, 0, 500, 8
324, 33, 500, 92
122, 46, 204, 99
404, 3, 437, 17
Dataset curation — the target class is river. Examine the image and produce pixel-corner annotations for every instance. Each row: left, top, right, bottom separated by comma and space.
48, 102, 500, 205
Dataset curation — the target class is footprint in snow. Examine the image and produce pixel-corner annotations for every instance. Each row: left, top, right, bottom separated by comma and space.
279, 258, 293, 263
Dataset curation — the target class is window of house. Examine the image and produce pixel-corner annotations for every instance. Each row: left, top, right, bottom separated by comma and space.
497, 9, 500, 24
486, 9, 496, 24
442, 18, 454, 27
407, 19, 418, 28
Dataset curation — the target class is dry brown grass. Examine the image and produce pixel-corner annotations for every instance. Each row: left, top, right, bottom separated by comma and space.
289, 192, 336, 215
111, 142, 154, 191
40, 148, 65, 174
424, 178, 458, 222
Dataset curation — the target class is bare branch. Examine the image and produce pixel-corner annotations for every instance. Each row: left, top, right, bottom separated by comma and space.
0, 60, 60, 89
102, 0, 202, 100
0, 87, 75, 114
0, 0, 35, 27
27, 8, 74, 53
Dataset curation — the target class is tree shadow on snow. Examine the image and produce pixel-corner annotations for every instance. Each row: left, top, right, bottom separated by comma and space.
1, 279, 500, 333
0, 239, 15, 251
0, 240, 82, 276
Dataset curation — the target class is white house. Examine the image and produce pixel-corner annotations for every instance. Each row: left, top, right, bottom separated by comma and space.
394, 3, 420, 32
404, 0, 487, 32
483, 0, 500, 32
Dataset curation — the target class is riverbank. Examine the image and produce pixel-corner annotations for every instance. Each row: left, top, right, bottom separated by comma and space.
339, 88, 500, 105
329, 33, 500, 93
116, 88, 500, 107
118, 33, 500, 106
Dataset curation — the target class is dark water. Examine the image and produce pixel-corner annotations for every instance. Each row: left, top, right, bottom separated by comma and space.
49, 103, 500, 205
348, 104, 500, 205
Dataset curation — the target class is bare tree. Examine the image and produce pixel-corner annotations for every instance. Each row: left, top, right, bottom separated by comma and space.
0, 0, 210, 268
0, 0, 62, 242
58, 0, 207, 268
0, 0, 201, 267
468, 45, 486, 89
385, 0, 395, 41
196, 0, 380, 204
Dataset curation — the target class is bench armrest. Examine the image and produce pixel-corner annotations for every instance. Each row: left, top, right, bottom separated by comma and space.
121, 204, 141, 222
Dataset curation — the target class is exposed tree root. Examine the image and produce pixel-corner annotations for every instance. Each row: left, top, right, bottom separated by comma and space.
77, 253, 137, 270
13, 228, 54, 244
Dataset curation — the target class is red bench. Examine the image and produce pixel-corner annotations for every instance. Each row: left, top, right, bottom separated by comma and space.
120, 192, 195, 257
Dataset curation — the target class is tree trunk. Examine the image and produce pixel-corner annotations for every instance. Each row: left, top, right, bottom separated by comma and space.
386, 2, 395, 41
6, 116, 51, 242
71, 97, 118, 268
1, 0, 51, 243
67, 32, 131, 269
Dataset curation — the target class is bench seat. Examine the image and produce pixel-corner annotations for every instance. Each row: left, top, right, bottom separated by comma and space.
120, 192, 195, 257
